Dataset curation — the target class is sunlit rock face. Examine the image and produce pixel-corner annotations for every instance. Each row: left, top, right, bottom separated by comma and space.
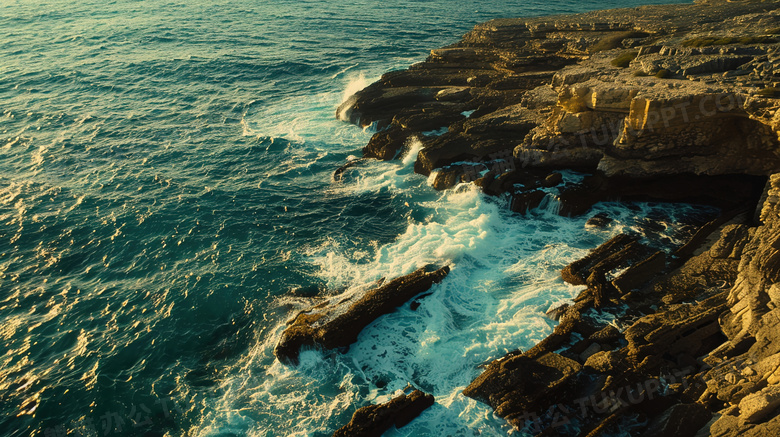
340, 0, 780, 189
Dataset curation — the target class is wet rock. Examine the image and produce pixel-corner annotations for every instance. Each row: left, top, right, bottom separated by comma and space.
585, 212, 613, 228
542, 172, 563, 187
333, 389, 435, 437
275, 266, 450, 365
462, 352, 581, 428
333, 158, 366, 182
510, 189, 546, 214
561, 234, 649, 286
612, 250, 666, 295
545, 303, 569, 321
430, 166, 464, 191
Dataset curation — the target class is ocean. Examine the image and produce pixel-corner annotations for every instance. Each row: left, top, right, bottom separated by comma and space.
0, 1, 708, 436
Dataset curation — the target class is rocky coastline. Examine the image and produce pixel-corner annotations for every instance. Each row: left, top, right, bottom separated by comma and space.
279, 0, 780, 435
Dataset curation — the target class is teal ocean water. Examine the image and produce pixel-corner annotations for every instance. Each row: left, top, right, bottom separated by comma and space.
1, 1, 707, 436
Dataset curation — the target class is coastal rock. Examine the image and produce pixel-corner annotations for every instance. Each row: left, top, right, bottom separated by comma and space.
738, 384, 780, 425
561, 233, 648, 286
338, 0, 780, 435
623, 291, 728, 361
462, 352, 581, 428
585, 212, 613, 228
333, 389, 435, 437
275, 266, 450, 365
642, 403, 712, 437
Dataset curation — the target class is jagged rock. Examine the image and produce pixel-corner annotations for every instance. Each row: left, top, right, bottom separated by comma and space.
584, 350, 621, 373
462, 352, 581, 428
709, 224, 751, 259
624, 291, 728, 362
510, 190, 546, 214
561, 234, 649, 285
430, 167, 464, 190
333, 389, 435, 437
612, 250, 666, 295
275, 266, 450, 365
336, 1, 780, 435
653, 237, 742, 306
643, 403, 712, 437
703, 354, 763, 404
724, 175, 780, 340
748, 308, 780, 362
585, 212, 613, 228
589, 325, 621, 344
738, 384, 780, 425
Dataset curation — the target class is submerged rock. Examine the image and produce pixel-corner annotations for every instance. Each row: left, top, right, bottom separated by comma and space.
585, 212, 613, 228
275, 266, 450, 365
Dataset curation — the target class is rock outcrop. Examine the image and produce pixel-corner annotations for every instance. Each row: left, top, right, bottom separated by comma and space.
329, 0, 780, 434
339, 0, 780, 214
275, 266, 449, 365
333, 389, 435, 437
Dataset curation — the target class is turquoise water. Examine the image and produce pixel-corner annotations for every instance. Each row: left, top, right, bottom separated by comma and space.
0, 1, 704, 436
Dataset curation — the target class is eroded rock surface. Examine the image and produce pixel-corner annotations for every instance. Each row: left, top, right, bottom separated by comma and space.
339, 0, 780, 216
327, 0, 780, 435
333, 389, 435, 437
275, 266, 449, 365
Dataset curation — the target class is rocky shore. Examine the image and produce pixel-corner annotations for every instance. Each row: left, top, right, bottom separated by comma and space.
281, 0, 780, 435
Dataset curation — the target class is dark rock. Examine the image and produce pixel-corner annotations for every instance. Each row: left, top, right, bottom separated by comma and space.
409, 292, 432, 311
462, 352, 581, 428
431, 167, 464, 191
275, 266, 450, 365
612, 251, 666, 295
333, 158, 366, 182
642, 403, 712, 437
545, 303, 569, 321
333, 389, 435, 437
542, 172, 563, 187
510, 190, 546, 214
561, 234, 650, 286
362, 126, 415, 161
585, 212, 613, 228
589, 325, 621, 344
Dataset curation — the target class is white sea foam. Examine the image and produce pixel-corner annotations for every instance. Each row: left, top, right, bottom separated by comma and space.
194, 161, 715, 436
196, 64, 717, 437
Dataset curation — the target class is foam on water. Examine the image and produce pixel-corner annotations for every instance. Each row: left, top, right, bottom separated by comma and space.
0, 1, 712, 436
193, 146, 715, 435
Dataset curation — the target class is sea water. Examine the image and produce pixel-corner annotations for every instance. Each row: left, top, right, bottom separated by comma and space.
0, 1, 705, 436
